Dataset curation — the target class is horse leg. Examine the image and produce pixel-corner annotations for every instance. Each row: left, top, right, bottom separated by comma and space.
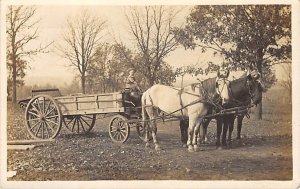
150, 109, 160, 151
216, 117, 223, 149
143, 108, 151, 148
201, 119, 210, 144
227, 115, 235, 147
180, 119, 188, 147
222, 116, 229, 148
187, 117, 196, 152
192, 119, 202, 152
236, 115, 244, 140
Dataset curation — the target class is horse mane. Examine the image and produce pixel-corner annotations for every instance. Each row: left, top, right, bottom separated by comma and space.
201, 77, 217, 96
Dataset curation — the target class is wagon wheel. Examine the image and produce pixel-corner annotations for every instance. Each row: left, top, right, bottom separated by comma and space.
108, 115, 130, 143
25, 95, 62, 139
63, 114, 96, 134
136, 122, 152, 141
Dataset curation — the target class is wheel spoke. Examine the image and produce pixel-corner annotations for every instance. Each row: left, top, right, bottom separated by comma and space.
43, 97, 46, 114
44, 122, 51, 138
119, 131, 126, 139
29, 120, 42, 131
71, 118, 77, 132
46, 115, 59, 119
44, 100, 51, 115
112, 131, 118, 139
46, 119, 59, 126
77, 118, 80, 133
36, 98, 43, 114
45, 107, 56, 117
44, 121, 55, 133
66, 116, 75, 127
34, 122, 43, 137
80, 117, 91, 128
78, 118, 86, 133
41, 122, 45, 139
110, 128, 118, 133
28, 111, 40, 118
31, 103, 41, 114
28, 117, 40, 122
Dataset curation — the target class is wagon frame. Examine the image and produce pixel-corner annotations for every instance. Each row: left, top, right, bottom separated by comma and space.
23, 89, 146, 143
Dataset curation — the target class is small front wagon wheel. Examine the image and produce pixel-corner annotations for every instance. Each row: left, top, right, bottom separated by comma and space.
25, 95, 62, 139
136, 122, 152, 141
108, 115, 130, 143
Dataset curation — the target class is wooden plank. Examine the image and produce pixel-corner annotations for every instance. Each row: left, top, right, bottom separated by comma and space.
61, 107, 125, 116
7, 145, 36, 150
7, 139, 55, 145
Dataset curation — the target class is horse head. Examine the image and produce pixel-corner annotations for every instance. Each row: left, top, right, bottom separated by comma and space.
247, 71, 264, 105
215, 73, 231, 105
227, 70, 264, 106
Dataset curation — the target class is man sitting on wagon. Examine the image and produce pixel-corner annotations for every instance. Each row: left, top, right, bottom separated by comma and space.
124, 68, 142, 106
125, 68, 140, 92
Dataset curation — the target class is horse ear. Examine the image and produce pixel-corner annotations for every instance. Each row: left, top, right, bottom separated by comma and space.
226, 70, 230, 78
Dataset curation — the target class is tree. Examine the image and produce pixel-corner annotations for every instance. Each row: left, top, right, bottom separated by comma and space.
58, 10, 106, 94
86, 43, 134, 93
279, 62, 292, 100
6, 6, 51, 103
125, 6, 180, 87
174, 5, 291, 119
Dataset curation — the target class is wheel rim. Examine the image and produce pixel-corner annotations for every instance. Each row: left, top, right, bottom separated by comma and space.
136, 122, 152, 141
25, 95, 62, 139
109, 115, 130, 143
63, 114, 96, 134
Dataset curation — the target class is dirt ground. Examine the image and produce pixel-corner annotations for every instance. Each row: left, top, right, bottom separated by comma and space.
6, 95, 292, 181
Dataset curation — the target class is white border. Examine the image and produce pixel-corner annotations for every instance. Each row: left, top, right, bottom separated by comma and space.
1, 0, 299, 189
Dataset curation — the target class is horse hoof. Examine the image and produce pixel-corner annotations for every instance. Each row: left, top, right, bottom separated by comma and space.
193, 145, 199, 152
145, 143, 150, 148
155, 145, 161, 151
182, 144, 188, 148
217, 146, 223, 150
188, 145, 194, 152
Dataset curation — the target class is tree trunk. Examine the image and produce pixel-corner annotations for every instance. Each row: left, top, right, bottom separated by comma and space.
81, 75, 86, 94
255, 48, 264, 120
12, 56, 17, 103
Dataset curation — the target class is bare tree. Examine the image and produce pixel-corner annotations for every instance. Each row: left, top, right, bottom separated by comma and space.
58, 10, 106, 94
6, 6, 51, 103
125, 6, 180, 87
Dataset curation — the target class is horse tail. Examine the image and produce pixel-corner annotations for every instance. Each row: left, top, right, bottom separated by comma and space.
141, 91, 148, 124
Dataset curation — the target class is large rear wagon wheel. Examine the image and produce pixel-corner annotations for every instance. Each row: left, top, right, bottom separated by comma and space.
25, 95, 62, 139
108, 115, 130, 143
63, 114, 96, 134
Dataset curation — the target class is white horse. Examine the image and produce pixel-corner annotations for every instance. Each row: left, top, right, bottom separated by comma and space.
141, 76, 231, 152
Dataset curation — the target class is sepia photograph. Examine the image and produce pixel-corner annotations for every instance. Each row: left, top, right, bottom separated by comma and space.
1, 0, 299, 188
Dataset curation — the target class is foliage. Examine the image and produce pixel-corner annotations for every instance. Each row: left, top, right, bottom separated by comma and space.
173, 5, 291, 90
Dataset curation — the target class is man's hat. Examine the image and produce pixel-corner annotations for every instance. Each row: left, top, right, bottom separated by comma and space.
128, 68, 135, 72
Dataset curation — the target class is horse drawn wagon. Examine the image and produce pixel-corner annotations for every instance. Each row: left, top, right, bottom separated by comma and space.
19, 70, 263, 151
20, 88, 146, 143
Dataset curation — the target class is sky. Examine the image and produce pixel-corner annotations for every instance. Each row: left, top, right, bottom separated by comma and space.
7, 5, 286, 88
